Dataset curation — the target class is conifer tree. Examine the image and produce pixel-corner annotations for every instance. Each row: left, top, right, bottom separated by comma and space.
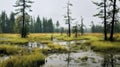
14, 0, 33, 38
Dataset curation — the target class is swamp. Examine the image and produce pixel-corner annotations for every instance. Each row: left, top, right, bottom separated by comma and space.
0, 0, 120, 67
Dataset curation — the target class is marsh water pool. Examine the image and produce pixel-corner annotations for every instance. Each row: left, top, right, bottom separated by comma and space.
41, 50, 103, 67
40, 40, 120, 67
25, 40, 120, 67
0, 39, 120, 67
41, 51, 120, 67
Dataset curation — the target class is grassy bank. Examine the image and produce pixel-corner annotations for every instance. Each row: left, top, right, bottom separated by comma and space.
91, 41, 120, 53
0, 45, 27, 56
0, 34, 52, 45
0, 52, 45, 67
75, 33, 120, 53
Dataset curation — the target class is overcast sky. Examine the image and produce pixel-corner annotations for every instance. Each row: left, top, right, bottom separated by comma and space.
0, 0, 101, 28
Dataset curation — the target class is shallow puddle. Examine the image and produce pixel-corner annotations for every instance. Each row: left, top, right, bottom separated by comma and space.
27, 42, 48, 49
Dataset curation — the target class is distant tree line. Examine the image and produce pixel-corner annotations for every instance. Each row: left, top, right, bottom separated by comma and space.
29, 16, 54, 33
0, 11, 57, 34
0, 11, 15, 33
91, 21, 120, 33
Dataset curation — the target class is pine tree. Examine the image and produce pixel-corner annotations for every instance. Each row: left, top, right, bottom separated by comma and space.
56, 21, 60, 33
5, 15, 9, 33
9, 12, 15, 33
92, 0, 119, 41
64, 0, 73, 37
110, 0, 117, 41
43, 18, 47, 33
29, 17, 35, 33
91, 21, 95, 33
92, 0, 107, 40
60, 27, 64, 36
1, 11, 7, 33
48, 18, 54, 33
80, 17, 84, 35
0, 16, 2, 33
14, 0, 33, 38
35, 16, 42, 33
104, 0, 107, 40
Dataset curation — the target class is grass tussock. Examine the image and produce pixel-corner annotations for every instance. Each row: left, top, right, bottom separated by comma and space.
0, 52, 45, 67
48, 43, 67, 53
0, 45, 26, 56
91, 41, 120, 53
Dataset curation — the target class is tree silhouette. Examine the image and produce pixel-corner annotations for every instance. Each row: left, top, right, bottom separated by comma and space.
80, 17, 84, 35
110, 0, 116, 41
14, 0, 33, 38
56, 21, 60, 33
104, 0, 107, 40
64, 0, 73, 37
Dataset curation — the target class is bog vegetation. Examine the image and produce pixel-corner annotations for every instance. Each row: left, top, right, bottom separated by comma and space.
0, 0, 120, 67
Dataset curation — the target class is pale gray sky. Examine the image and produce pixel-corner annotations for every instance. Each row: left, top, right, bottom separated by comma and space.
0, 0, 101, 28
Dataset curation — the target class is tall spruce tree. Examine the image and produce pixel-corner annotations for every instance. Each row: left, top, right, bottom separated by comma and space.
29, 17, 35, 33
9, 12, 15, 33
110, 0, 116, 41
48, 18, 54, 33
56, 21, 60, 33
92, 0, 108, 40
91, 21, 95, 33
35, 16, 42, 33
1, 11, 8, 33
14, 0, 33, 38
0, 15, 2, 33
92, 0, 119, 41
104, 0, 107, 40
60, 27, 64, 36
80, 17, 84, 35
64, 0, 73, 37
43, 17, 48, 33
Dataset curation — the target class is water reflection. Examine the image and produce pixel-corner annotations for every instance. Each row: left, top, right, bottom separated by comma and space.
27, 42, 48, 49
102, 54, 120, 67
40, 39, 120, 67
0, 56, 9, 63
67, 41, 71, 67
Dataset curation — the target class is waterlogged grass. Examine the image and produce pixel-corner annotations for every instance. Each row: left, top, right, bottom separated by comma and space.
0, 47, 45, 67
58, 33, 120, 53
0, 34, 28, 45
54, 33, 102, 41
79, 33, 120, 53
48, 43, 67, 53
0, 52, 45, 67
55, 34, 72, 41
0, 38, 28, 45
1, 33, 120, 57
0, 33, 71, 67
27, 33, 52, 42
91, 41, 120, 53
0, 45, 27, 56
0, 34, 52, 45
